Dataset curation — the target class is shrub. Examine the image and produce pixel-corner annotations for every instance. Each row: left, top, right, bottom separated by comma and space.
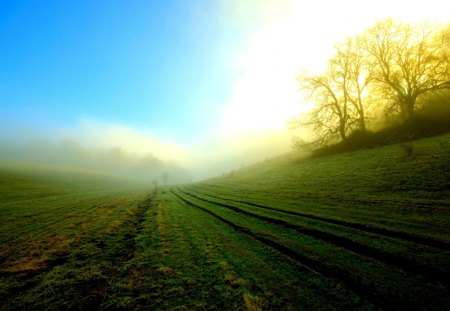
400, 143, 414, 157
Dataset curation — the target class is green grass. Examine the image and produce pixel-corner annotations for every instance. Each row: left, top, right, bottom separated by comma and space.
199, 133, 450, 242
0, 160, 146, 203
1, 133, 450, 310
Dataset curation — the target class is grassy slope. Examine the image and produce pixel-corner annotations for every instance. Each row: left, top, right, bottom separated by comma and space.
1, 134, 449, 310
181, 132, 450, 309
199, 133, 450, 242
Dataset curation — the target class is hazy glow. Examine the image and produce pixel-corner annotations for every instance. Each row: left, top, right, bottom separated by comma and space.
0, 119, 290, 181
184, 130, 293, 180
64, 119, 188, 162
219, 0, 450, 136
1, 0, 449, 180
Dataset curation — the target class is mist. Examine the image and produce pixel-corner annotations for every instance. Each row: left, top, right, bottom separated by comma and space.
185, 130, 293, 180
0, 120, 294, 183
0, 139, 191, 184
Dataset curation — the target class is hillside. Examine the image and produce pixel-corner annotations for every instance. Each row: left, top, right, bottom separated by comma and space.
1, 134, 450, 310
198, 132, 450, 243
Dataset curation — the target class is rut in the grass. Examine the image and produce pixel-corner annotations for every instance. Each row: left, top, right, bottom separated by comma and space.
179, 187, 450, 285
184, 186, 450, 251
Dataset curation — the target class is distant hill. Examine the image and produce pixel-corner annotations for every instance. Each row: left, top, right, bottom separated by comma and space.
0, 139, 192, 184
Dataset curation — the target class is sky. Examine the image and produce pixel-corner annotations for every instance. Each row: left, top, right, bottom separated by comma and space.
1, 0, 449, 180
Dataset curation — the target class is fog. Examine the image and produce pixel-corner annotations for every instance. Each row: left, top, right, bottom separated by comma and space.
0, 120, 294, 183
0, 139, 191, 184
185, 131, 293, 180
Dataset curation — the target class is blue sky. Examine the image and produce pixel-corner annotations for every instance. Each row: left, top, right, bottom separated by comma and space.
1, 0, 448, 173
0, 0, 245, 142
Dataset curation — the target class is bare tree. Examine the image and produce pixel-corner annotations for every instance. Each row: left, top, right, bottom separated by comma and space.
293, 20, 450, 147
333, 37, 374, 131
295, 37, 373, 143
297, 69, 351, 143
363, 19, 450, 120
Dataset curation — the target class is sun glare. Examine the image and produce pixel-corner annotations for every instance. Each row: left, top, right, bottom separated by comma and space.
219, 0, 450, 137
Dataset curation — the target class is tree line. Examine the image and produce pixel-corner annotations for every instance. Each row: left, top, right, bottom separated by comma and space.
293, 19, 450, 144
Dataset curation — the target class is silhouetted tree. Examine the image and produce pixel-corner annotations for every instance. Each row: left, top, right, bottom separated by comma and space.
293, 20, 450, 147
333, 37, 374, 131
363, 19, 450, 120
296, 37, 373, 143
297, 68, 351, 143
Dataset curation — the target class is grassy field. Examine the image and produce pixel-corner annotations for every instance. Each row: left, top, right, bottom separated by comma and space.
1, 134, 450, 310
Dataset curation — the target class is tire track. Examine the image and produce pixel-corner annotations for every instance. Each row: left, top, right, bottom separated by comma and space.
171, 188, 409, 310
179, 187, 450, 285
185, 186, 450, 251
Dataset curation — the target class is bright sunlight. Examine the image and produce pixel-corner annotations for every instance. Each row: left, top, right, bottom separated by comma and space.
219, 0, 450, 136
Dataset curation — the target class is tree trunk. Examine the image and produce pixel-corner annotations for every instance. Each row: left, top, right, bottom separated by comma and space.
339, 121, 347, 141
356, 93, 367, 132
360, 115, 366, 132
398, 97, 409, 121
405, 97, 415, 119
358, 105, 366, 132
